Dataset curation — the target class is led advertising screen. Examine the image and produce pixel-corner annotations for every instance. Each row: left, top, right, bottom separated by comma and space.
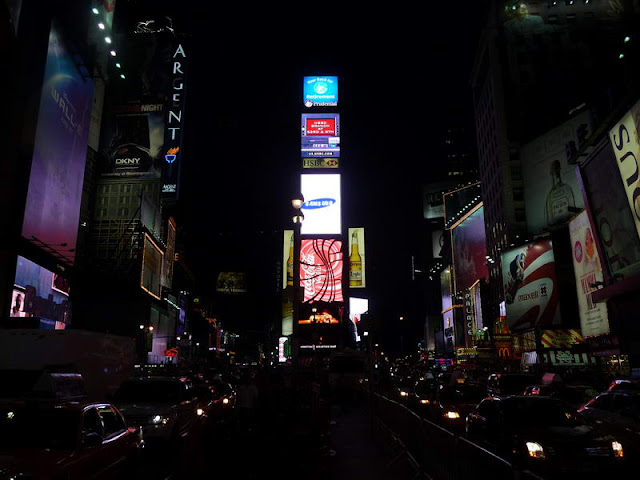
283, 230, 294, 290
569, 211, 610, 337
21, 24, 94, 264
161, 218, 176, 288
300, 174, 341, 235
581, 140, 640, 278
349, 297, 369, 342
609, 98, 640, 242
300, 239, 344, 303
100, 103, 165, 179
348, 228, 366, 288
141, 234, 163, 300
216, 272, 248, 294
451, 205, 489, 292
501, 238, 561, 332
303, 76, 338, 108
301, 113, 340, 158
10, 256, 71, 328
521, 111, 590, 233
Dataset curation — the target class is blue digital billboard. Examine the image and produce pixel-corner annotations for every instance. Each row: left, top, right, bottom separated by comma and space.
303, 76, 338, 108
21, 23, 94, 264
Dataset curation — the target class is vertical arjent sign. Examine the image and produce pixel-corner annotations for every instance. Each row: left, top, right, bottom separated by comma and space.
162, 42, 188, 201
609, 98, 640, 240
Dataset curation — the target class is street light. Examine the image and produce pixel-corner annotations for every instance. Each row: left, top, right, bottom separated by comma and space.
291, 193, 304, 367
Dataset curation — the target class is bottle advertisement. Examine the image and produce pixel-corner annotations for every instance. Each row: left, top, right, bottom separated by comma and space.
348, 227, 366, 288
520, 110, 590, 233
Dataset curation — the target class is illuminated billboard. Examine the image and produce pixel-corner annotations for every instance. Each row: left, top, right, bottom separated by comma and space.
349, 297, 369, 342
451, 205, 489, 292
161, 218, 176, 288
303, 76, 338, 108
501, 238, 561, 332
141, 234, 163, 300
609, 98, 640, 242
300, 239, 344, 303
300, 174, 341, 235
216, 272, 248, 294
348, 228, 366, 288
21, 24, 94, 264
11, 256, 71, 328
283, 230, 294, 290
569, 211, 610, 337
301, 113, 340, 158
521, 111, 589, 232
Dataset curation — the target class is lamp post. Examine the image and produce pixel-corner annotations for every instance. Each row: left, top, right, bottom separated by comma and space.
291, 194, 304, 367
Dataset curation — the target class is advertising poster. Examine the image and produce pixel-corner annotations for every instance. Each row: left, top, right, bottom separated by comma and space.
609, 98, 640, 241
21, 24, 94, 264
161, 218, 176, 288
521, 111, 590, 232
569, 211, 610, 337
300, 239, 344, 303
349, 297, 369, 342
141, 234, 163, 300
283, 230, 294, 290
581, 141, 640, 277
501, 238, 561, 332
300, 174, 342, 235
441, 267, 455, 353
301, 113, 340, 158
11, 256, 71, 327
348, 227, 366, 288
216, 272, 248, 294
451, 205, 489, 292
100, 102, 165, 179
303, 76, 338, 108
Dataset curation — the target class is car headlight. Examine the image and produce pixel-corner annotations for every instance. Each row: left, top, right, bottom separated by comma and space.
612, 441, 624, 458
400, 391, 409, 397
525, 441, 545, 459
151, 415, 169, 425
444, 411, 460, 419
222, 397, 230, 405
196, 408, 205, 416
420, 399, 430, 404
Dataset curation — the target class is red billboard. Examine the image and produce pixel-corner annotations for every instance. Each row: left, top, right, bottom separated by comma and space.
300, 239, 343, 303
305, 117, 337, 136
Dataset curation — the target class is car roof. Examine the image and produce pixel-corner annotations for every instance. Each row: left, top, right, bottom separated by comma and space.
0, 399, 114, 412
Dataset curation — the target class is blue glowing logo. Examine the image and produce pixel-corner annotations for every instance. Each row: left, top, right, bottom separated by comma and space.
302, 198, 336, 210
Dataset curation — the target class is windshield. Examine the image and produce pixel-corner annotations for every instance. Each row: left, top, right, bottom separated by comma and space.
0, 407, 77, 449
114, 380, 180, 403
503, 399, 577, 427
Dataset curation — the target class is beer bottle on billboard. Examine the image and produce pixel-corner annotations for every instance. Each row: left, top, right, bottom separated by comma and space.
286, 233, 294, 287
349, 230, 363, 287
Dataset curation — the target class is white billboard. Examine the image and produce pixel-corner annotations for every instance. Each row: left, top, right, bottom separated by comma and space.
300, 174, 341, 235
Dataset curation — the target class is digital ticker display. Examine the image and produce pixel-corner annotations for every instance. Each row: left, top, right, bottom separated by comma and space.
301, 113, 340, 158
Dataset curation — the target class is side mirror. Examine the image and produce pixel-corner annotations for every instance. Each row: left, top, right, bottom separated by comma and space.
82, 432, 103, 448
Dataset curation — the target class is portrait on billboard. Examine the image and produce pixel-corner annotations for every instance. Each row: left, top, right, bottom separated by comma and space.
451, 205, 489, 292
300, 239, 344, 303
501, 238, 561, 332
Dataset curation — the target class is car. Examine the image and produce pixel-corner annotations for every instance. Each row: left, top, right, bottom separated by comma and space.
425, 382, 486, 433
466, 396, 626, 477
0, 399, 142, 480
607, 378, 640, 393
523, 384, 599, 409
192, 379, 237, 424
112, 376, 200, 447
486, 372, 538, 397
412, 378, 437, 411
392, 375, 416, 403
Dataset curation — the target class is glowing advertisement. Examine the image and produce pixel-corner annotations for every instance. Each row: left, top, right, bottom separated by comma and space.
501, 238, 561, 332
10, 256, 71, 328
141, 234, 163, 300
300, 239, 344, 303
303, 76, 338, 108
609, 98, 640, 242
521, 111, 589, 233
21, 24, 94, 264
300, 174, 341, 235
349, 297, 369, 342
161, 218, 176, 288
301, 113, 340, 158
569, 211, 610, 337
216, 272, 248, 294
283, 230, 294, 290
348, 227, 366, 288
451, 205, 489, 292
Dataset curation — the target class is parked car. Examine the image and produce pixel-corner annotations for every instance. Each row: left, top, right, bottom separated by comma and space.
486, 372, 537, 397
112, 376, 200, 447
0, 399, 142, 480
466, 396, 626, 477
425, 382, 486, 433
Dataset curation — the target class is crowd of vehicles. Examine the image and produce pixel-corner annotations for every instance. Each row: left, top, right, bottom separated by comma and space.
383, 359, 639, 478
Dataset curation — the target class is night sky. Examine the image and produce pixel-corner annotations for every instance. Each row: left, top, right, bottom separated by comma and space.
128, 1, 488, 342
